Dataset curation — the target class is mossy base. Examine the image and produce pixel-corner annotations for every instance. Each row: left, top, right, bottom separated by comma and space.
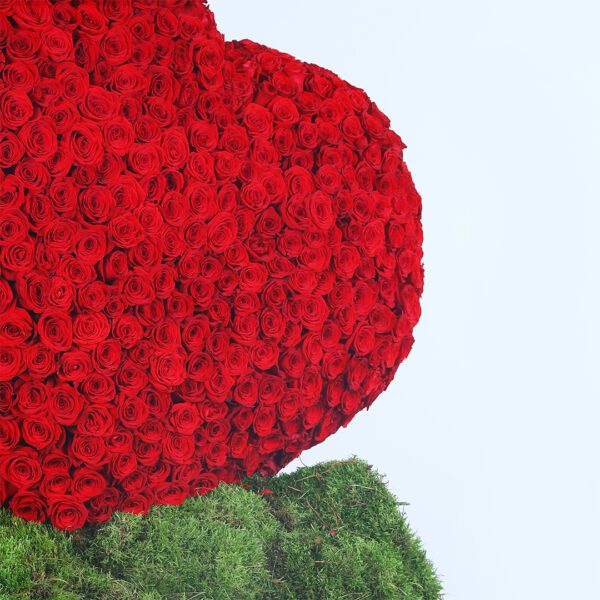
0, 459, 441, 599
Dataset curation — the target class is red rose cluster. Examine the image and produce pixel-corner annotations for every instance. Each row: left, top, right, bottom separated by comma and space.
0, 0, 423, 529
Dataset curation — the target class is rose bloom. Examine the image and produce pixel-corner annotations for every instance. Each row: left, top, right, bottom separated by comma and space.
37, 309, 73, 352
10, 493, 47, 523
48, 497, 88, 530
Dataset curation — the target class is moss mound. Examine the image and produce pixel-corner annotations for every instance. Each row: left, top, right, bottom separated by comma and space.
0, 459, 441, 599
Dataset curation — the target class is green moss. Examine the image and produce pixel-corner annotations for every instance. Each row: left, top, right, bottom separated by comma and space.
0, 459, 441, 600
87, 485, 279, 599
0, 511, 141, 599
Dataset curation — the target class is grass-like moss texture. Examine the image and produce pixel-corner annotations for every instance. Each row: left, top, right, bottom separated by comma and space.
0, 459, 441, 600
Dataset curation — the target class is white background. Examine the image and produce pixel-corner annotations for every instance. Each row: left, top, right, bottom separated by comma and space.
213, 2, 600, 598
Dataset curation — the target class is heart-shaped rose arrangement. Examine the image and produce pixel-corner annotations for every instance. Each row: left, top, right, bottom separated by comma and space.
0, 0, 423, 529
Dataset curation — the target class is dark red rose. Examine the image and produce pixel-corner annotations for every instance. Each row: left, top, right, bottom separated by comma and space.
109, 212, 144, 248
42, 27, 74, 62
206, 212, 238, 254
39, 472, 71, 498
110, 453, 138, 479
103, 117, 134, 156
154, 482, 188, 506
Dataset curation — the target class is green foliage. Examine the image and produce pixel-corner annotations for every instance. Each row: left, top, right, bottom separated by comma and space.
0, 459, 441, 600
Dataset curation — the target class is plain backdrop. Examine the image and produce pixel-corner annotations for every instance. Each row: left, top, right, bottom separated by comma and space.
212, 2, 600, 599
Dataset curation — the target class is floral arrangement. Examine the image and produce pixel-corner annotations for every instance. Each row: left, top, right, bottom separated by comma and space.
0, 0, 423, 529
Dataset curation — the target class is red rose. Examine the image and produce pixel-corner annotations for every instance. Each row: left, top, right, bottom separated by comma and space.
243, 103, 274, 138
14, 381, 47, 418
0, 347, 25, 381
0, 132, 25, 168
233, 373, 258, 407
162, 127, 190, 169
76, 405, 115, 438
88, 341, 120, 377
0, 448, 42, 489
278, 391, 301, 421
163, 432, 196, 464
110, 453, 138, 479
10, 493, 47, 523
37, 309, 73, 352
117, 394, 150, 429
193, 472, 219, 495
149, 351, 186, 389
128, 143, 161, 176
72, 312, 110, 348
169, 403, 202, 435
87, 488, 120, 523
230, 431, 249, 458
103, 117, 134, 156
48, 497, 88, 530
0, 307, 33, 347
72, 467, 106, 501
206, 212, 238, 254
257, 433, 284, 455
49, 383, 85, 426
22, 418, 60, 450
68, 122, 103, 166
0, 382, 14, 414
100, 24, 132, 65
71, 434, 107, 467
78, 186, 116, 224
0, 418, 20, 453
59, 350, 92, 382
0, 90, 34, 130
6, 30, 41, 61
119, 493, 152, 516
19, 117, 58, 161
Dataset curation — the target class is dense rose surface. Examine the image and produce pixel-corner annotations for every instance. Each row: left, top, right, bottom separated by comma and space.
0, 0, 423, 528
